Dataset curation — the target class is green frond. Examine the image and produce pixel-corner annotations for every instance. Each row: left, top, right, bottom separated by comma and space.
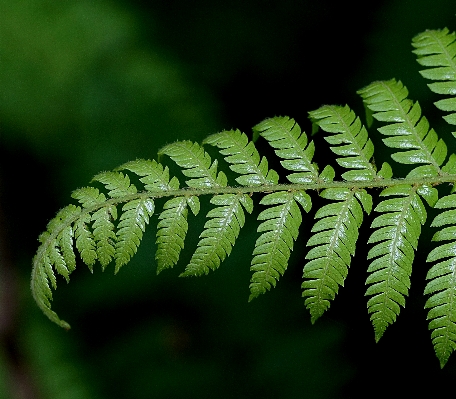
425, 193, 456, 368
72, 186, 116, 269
365, 184, 429, 341
249, 190, 311, 301
31, 205, 83, 330
90, 205, 117, 269
93, 171, 138, 197
253, 116, 320, 183
117, 159, 196, 273
358, 79, 447, 177
28, 21, 456, 368
159, 141, 227, 188
71, 187, 106, 270
413, 28, 456, 134
309, 105, 379, 181
302, 105, 377, 322
160, 140, 252, 277
155, 197, 193, 273
89, 172, 144, 271
114, 198, 154, 273
74, 212, 97, 270
71, 186, 107, 208
181, 193, 253, 277
302, 188, 367, 323
119, 159, 180, 192
56, 225, 76, 277
204, 129, 279, 186
41, 205, 81, 283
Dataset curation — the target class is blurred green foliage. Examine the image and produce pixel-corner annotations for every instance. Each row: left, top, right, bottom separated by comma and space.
1, 0, 456, 398
0, 0, 220, 194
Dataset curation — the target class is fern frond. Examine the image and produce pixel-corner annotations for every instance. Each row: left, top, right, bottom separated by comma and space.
117, 159, 198, 273
413, 28, 456, 135
159, 140, 228, 188
425, 194, 456, 368
253, 116, 320, 183
181, 193, 253, 277
118, 159, 180, 192
358, 79, 447, 177
302, 188, 368, 322
28, 22, 456, 369
301, 105, 377, 322
72, 187, 113, 270
204, 129, 301, 296
249, 190, 311, 300
93, 171, 138, 197
155, 197, 191, 273
32, 205, 83, 329
309, 105, 383, 181
160, 141, 249, 277
365, 185, 431, 341
204, 129, 279, 186
114, 198, 155, 273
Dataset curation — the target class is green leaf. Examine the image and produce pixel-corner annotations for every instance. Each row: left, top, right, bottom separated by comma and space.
74, 212, 97, 270
365, 185, 427, 341
93, 171, 137, 197
302, 189, 366, 322
254, 116, 319, 183
115, 198, 154, 273
160, 141, 227, 188
413, 28, 456, 135
72, 187, 106, 208
91, 205, 117, 269
204, 129, 278, 186
181, 193, 253, 277
309, 105, 377, 181
155, 197, 189, 273
358, 79, 446, 177
249, 191, 309, 300
119, 159, 180, 192
425, 193, 456, 368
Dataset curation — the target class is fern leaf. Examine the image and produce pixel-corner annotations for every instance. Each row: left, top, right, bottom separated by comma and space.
160, 141, 252, 276
154, 197, 188, 273
159, 141, 227, 188
117, 159, 197, 273
56, 225, 76, 278
118, 159, 180, 192
301, 105, 376, 322
302, 188, 367, 322
115, 198, 155, 273
71, 187, 106, 270
413, 28, 456, 134
71, 186, 107, 207
93, 171, 138, 197
365, 185, 429, 341
92, 170, 154, 272
43, 205, 81, 283
74, 212, 97, 270
204, 129, 279, 186
204, 129, 302, 297
181, 193, 253, 277
249, 190, 311, 300
31, 205, 82, 329
253, 116, 320, 183
425, 193, 456, 368
309, 105, 392, 181
91, 205, 117, 269
358, 79, 446, 177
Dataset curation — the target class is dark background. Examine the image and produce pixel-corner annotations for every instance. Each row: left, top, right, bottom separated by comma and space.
0, 0, 456, 398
